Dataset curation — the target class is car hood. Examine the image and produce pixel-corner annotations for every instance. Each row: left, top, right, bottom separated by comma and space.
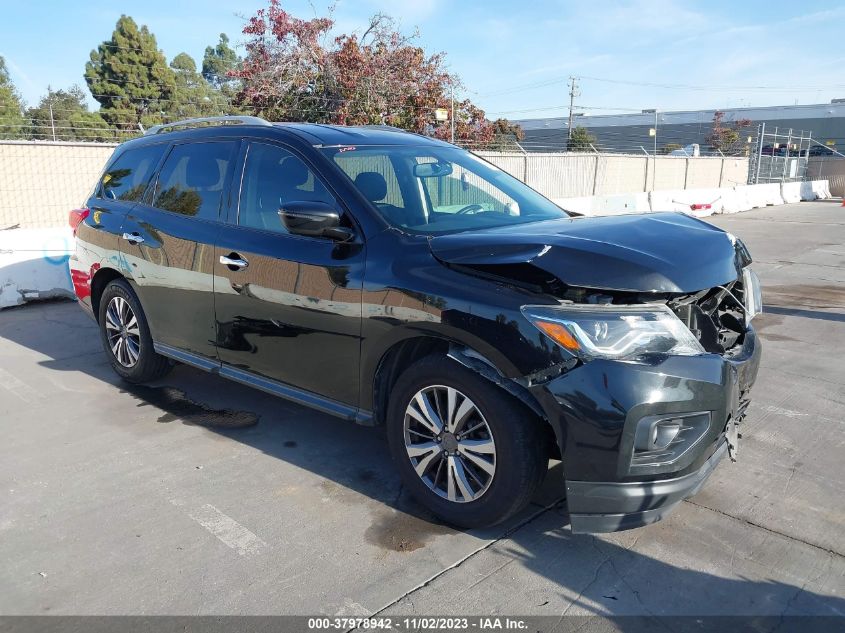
428, 212, 742, 294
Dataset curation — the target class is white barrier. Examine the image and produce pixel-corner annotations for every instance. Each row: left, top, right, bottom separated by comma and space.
554, 193, 650, 216
0, 228, 74, 309
555, 180, 831, 218
648, 188, 723, 217
800, 180, 833, 201
780, 182, 802, 204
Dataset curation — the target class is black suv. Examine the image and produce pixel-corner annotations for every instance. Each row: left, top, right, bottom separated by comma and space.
69, 116, 762, 533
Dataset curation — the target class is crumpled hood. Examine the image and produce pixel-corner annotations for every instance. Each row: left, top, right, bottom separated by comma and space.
428, 212, 742, 293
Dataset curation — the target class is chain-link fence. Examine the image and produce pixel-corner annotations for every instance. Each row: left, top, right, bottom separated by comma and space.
748, 124, 812, 184
0, 141, 116, 229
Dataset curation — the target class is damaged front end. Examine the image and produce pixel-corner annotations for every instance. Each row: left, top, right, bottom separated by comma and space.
430, 217, 763, 532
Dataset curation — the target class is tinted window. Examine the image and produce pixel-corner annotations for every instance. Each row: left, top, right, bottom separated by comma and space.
100, 144, 166, 202
238, 143, 336, 234
152, 142, 235, 220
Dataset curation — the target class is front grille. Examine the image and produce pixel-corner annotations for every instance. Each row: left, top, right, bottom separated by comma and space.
670, 279, 747, 354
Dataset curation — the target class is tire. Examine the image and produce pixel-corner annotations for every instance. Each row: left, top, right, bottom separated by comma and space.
98, 278, 171, 383
386, 354, 547, 528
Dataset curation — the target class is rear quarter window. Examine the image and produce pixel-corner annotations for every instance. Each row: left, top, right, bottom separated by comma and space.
99, 144, 167, 202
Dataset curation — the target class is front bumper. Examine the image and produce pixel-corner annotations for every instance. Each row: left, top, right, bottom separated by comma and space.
566, 440, 727, 533
530, 326, 761, 533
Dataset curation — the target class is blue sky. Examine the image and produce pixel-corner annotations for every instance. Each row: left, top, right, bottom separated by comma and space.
2, 0, 845, 120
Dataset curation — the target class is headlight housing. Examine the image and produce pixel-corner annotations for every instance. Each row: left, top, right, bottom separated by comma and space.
521, 303, 705, 361
742, 267, 762, 324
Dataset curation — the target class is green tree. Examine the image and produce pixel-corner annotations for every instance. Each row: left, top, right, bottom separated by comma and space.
0, 56, 28, 139
567, 126, 597, 152
202, 33, 240, 90
26, 86, 112, 142
660, 143, 683, 154
84, 15, 177, 133
169, 53, 224, 118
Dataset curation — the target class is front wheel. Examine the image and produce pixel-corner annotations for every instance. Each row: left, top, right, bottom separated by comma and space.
98, 279, 171, 383
386, 355, 547, 528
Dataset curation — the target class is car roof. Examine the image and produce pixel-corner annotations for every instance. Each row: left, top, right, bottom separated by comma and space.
119, 121, 453, 151
273, 123, 451, 148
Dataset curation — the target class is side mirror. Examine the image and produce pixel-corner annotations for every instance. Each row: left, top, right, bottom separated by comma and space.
278, 201, 354, 242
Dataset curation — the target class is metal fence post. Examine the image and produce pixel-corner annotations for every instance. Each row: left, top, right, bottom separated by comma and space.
592, 153, 600, 195
781, 128, 793, 182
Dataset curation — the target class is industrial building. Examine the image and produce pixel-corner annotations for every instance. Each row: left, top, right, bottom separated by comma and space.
516, 101, 845, 154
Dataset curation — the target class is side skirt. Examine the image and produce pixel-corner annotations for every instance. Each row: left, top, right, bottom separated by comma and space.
153, 342, 374, 425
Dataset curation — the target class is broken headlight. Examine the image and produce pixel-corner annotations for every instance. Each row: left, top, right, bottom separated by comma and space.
742, 267, 763, 324
521, 303, 705, 361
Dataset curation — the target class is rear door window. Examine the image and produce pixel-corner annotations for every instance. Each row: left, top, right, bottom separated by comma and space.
152, 141, 236, 220
99, 144, 167, 202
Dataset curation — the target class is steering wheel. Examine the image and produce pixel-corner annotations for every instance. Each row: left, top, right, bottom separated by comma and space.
456, 204, 485, 215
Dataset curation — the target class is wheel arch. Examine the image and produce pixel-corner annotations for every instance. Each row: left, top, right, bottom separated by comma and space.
90, 266, 126, 322
366, 331, 560, 459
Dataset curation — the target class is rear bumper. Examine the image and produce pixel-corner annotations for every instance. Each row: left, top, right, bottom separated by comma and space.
566, 440, 727, 533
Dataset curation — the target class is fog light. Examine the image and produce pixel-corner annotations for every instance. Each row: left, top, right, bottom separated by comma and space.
631, 412, 711, 469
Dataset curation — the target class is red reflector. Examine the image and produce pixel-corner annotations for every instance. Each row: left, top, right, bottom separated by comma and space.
69, 208, 90, 235
689, 203, 712, 211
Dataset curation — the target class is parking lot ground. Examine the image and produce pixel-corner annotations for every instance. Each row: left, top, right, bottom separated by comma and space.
0, 201, 843, 617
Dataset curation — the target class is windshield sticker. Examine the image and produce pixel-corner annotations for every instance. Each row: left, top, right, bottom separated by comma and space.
338, 146, 356, 153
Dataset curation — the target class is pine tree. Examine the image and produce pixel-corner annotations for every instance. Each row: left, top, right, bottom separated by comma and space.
169, 53, 224, 119
84, 15, 176, 133
0, 56, 28, 139
202, 34, 240, 90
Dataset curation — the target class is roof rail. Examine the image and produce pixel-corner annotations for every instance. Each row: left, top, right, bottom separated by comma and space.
354, 124, 408, 133
144, 115, 272, 136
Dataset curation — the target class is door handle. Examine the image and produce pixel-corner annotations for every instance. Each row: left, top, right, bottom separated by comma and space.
219, 254, 249, 270
121, 232, 144, 245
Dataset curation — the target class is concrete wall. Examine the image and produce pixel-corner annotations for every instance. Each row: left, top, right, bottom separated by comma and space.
477, 151, 749, 201
0, 141, 116, 229
807, 157, 845, 197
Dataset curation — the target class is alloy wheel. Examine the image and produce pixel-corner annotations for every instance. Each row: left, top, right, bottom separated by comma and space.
403, 385, 496, 503
104, 296, 141, 368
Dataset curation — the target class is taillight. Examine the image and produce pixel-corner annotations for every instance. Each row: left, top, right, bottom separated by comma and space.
69, 208, 90, 236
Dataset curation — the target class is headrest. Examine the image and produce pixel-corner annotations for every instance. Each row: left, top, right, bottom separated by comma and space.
354, 172, 387, 202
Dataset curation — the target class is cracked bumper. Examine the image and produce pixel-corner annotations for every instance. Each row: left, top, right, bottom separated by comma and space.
529, 327, 761, 533
566, 440, 728, 533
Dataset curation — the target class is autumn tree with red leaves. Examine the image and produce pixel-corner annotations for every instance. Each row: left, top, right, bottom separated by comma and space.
706, 110, 752, 155
230, 1, 519, 148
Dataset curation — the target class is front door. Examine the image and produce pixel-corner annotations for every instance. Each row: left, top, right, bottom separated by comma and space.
213, 141, 364, 409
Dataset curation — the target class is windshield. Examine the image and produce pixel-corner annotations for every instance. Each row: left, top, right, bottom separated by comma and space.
322, 145, 568, 234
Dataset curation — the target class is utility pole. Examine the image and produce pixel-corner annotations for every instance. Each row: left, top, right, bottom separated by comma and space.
567, 76, 580, 143
450, 82, 455, 144
49, 101, 56, 142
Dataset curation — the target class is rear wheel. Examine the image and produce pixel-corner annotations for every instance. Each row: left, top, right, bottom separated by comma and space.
386, 355, 546, 528
98, 279, 171, 383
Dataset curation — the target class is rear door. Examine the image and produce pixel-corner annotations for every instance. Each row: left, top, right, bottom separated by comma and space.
72, 143, 167, 308
119, 139, 239, 361
213, 140, 364, 408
